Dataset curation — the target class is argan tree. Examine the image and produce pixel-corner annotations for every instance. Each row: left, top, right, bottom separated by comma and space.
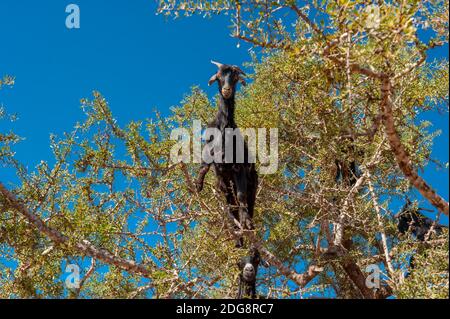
0, 0, 448, 298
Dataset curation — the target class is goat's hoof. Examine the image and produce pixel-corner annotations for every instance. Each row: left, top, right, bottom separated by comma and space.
195, 182, 203, 193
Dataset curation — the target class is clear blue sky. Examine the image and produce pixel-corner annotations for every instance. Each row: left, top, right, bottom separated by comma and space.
0, 1, 448, 299
0, 0, 448, 219
0, 0, 248, 171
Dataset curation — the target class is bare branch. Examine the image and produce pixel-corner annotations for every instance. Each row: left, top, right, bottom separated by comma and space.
0, 182, 155, 279
380, 78, 449, 215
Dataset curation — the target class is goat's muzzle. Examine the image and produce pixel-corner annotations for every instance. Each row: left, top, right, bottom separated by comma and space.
242, 263, 256, 282
221, 87, 232, 99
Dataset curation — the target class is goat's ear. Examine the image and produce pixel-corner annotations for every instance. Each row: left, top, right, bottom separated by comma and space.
238, 76, 246, 86
233, 66, 246, 76
208, 74, 218, 86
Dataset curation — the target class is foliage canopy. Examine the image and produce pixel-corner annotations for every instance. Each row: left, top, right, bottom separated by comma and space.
0, 0, 448, 298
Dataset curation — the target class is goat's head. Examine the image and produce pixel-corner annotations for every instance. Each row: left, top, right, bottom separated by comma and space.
208, 60, 246, 99
237, 248, 261, 283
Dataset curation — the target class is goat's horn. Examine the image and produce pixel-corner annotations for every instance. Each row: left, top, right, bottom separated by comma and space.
233, 66, 246, 76
211, 60, 223, 68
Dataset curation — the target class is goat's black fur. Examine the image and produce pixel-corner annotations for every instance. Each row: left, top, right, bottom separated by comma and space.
196, 62, 258, 248
237, 247, 261, 299
335, 159, 359, 186
396, 201, 447, 277
396, 202, 445, 241
334, 133, 360, 186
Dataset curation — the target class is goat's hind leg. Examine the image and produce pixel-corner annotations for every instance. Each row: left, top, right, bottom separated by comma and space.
234, 171, 253, 231
225, 190, 243, 248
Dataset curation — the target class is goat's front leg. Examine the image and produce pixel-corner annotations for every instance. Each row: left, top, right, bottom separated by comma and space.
248, 282, 257, 299
195, 164, 210, 192
196, 136, 215, 192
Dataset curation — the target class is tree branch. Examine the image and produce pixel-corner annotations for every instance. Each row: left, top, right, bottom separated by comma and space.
340, 240, 392, 299
0, 181, 155, 279
247, 231, 323, 288
380, 78, 449, 215
292, 4, 448, 215
367, 177, 395, 276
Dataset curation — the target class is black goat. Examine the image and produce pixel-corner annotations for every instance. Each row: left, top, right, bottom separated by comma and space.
396, 201, 445, 241
196, 61, 258, 248
237, 247, 262, 299
334, 159, 358, 186
334, 132, 360, 186
396, 201, 447, 277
